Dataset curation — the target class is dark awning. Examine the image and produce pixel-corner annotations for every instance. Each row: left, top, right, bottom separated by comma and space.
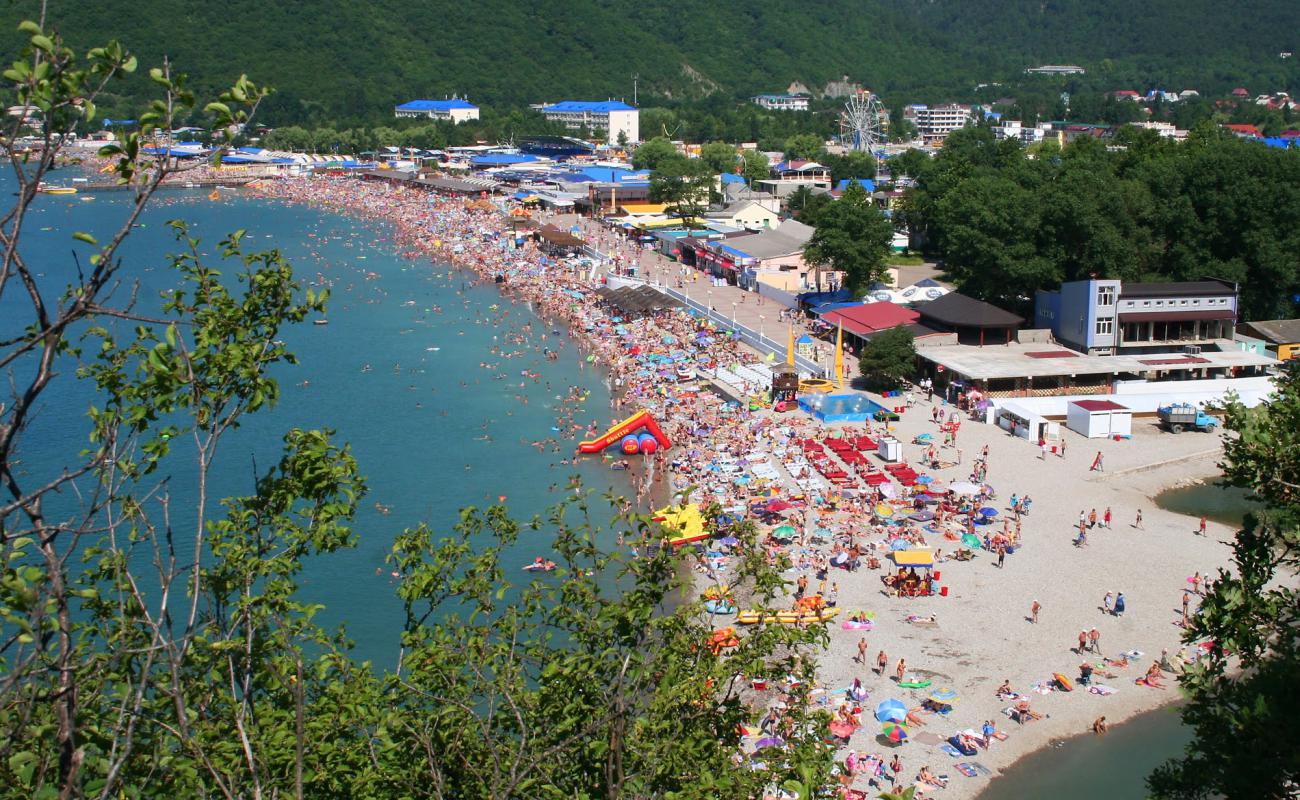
1117, 309, 1235, 323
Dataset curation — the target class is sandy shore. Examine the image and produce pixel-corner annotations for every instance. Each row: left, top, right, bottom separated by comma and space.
790, 400, 1232, 799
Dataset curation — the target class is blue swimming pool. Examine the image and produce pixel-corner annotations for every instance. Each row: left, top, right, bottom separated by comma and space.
799, 393, 889, 422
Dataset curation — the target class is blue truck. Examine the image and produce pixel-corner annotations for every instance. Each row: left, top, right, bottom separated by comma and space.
1156, 403, 1218, 434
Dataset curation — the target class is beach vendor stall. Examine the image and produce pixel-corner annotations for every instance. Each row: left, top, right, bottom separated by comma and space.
1066, 399, 1133, 439
995, 402, 1057, 443
885, 549, 936, 597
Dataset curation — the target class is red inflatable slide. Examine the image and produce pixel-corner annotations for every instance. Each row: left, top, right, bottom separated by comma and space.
577, 410, 673, 455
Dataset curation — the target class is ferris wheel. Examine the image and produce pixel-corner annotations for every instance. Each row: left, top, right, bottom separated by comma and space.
840, 91, 888, 153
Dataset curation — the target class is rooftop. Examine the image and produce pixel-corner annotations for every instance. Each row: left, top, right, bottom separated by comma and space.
543, 100, 636, 113
1237, 318, 1300, 344
918, 292, 1024, 329
821, 302, 920, 337
396, 99, 477, 111
917, 339, 1274, 381
1119, 280, 1236, 298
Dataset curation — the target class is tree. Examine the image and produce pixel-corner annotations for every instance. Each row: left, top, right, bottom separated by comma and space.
857, 326, 916, 390
783, 133, 827, 161
826, 150, 876, 181
1148, 364, 1300, 799
788, 185, 832, 227
888, 149, 930, 184
740, 148, 771, 184
650, 156, 714, 226
699, 140, 738, 174
801, 182, 894, 292
630, 135, 677, 171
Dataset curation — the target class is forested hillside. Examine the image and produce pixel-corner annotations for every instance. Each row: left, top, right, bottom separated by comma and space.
3, 0, 1296, 126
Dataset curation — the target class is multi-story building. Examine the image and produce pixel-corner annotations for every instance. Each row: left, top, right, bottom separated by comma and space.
393, 98, 480, 124
992, 120, 1050, 145
1035, 278, 1238, 356
752, 94, 810, 112
536, 101, 639, 143
1025, 65, 1086, 75
903, 104, 974, 144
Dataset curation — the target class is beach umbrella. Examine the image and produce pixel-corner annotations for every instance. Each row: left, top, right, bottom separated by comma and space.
978, 507, 998, 517
961, 533, 983, 549
949, 482, 981, 496
915, 475, 934, 485
828, 720, 857, 739
928, 688, 959, 704
717, 535, 739, 546
881, 722, 909, 744
888, 538, 911, 551
765, 499, 793, 512
754, 736, 785, 750
772, 524, 797, 540
926, 484, 949, 495
875, 503, 895, 518
875, 699, 908, 723
909, 510, 935, 522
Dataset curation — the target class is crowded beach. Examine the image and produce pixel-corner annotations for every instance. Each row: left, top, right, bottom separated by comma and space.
243, 173, 1236, 800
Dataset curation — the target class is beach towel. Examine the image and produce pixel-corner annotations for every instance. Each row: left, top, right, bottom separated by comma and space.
1089, 684, 1118, 695
991, 731, 1009, 740
969, 762, 993, 776
955, 763, 978, 778
940, 743, 963, 758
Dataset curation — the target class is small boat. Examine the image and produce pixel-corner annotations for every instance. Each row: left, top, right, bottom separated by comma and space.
313, 319, 329, 326
37, 184, 77, 195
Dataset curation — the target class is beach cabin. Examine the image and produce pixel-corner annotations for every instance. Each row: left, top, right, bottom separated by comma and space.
996, 402, 1058, 443
1066, 399, 1133, 439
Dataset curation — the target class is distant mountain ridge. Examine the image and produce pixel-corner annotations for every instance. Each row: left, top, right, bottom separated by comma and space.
4, 0, 1296, 124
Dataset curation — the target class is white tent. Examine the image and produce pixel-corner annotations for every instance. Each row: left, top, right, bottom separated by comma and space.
1066, 399, 1133, 439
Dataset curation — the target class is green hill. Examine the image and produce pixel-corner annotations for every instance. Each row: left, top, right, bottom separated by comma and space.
4, 0, 1297, 125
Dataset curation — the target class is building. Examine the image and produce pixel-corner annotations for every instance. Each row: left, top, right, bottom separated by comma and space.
992, 120, 1050, 145
1236, 319, 1300, 361
753, 94, 810, 112
903, 104, 974, 144
1026, 65, 1086, 75
537, 101, 639, 143
393, 99, 480, 124
703, 200, 781, 230
1035, 279, 1238, 356
918, 292, 1024, 346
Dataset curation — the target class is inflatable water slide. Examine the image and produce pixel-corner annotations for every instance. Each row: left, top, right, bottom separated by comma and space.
576, 410, 672, 455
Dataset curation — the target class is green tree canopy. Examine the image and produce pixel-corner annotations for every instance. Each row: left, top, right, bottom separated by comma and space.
740, 148, 772, 183
699, 140, 739, 174
801, 182, 894, 292
857, 326, 916, 390
631, 135, 678, 171
783, 133, 828, 162
1149, 364, 1300, 798
650, 156, 714, 226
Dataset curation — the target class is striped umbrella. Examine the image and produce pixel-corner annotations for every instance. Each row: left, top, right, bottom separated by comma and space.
882, 722, 909, 743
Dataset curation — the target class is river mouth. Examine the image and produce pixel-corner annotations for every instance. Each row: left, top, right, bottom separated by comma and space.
1153, 480, 1260, 527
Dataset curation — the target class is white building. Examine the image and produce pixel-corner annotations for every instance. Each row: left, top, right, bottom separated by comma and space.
393, 99, 480, 124
537, 101, 639, 143
992, 120, 1051, 145
1026, 65, 1086, 75
904, 104, 974, 144
1129, 121, 1186, 140
752, 94, 810, 112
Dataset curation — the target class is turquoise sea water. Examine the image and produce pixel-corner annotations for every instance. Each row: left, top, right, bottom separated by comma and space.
2, 179, 621, 666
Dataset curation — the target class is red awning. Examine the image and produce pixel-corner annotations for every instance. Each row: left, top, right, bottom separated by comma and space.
1117, 310, 1235, 323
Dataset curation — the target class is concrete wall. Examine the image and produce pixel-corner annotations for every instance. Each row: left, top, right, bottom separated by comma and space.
985, 375, 1275, 418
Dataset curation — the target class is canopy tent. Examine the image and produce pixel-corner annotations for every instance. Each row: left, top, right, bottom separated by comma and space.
890, 549, 934, 568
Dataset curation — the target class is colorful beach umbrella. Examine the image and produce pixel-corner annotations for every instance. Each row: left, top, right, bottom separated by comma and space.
754, 736, 785, 750
961, 533, 983, 549
881, 722, 909, 743
875, 699, 908, 723
875, 503, 895, 518
771, 525, 797, 541
928, 688, 959, 704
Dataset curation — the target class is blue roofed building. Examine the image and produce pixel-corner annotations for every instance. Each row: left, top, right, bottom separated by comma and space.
537, 100, 639, 143
394, 98, 480, 124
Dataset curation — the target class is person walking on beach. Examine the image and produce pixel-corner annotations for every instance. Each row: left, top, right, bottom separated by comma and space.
1182, 591, 1191, 627
1059, 437, 1067, 458
1090, 450, 1104, 471
1088, 508, 1098, 529
1135, 508, 1144, 529
1103, 591, 1113, 615
1114, 592, 1126, 617
996, 543, 1007, 568
1103, 507, 1112, 529
1077, 630, 1088, 653
1198, 516, 1208, 536
856, 636, 868, 665
889, 754, 903, 787
1030, 599, 1041, 624
876, 649, 888, 676
1089, 627, 1101, 653
895, 658, 907, 683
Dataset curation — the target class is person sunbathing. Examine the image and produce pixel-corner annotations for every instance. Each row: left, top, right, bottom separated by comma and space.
917, 766, 946, 788
996, 680, 1014, 698
1013, 700, 1043, 722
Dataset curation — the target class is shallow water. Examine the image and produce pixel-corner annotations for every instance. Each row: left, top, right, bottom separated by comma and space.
979, 704, 1192, 800
1154, 480, 1259, 527
3, 179, 623, 667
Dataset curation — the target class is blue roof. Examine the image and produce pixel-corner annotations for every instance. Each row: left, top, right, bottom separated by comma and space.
836, 178, 876, 192
396, 99, 478, 111
813, 301, 869, 315
469, 153, 540, 166
543, 100, 636, 113
578, 167, 650, 183
719, 172, 747, 185
718, 244, 754, 260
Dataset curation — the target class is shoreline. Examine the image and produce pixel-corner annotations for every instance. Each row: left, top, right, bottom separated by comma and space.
223, 174, 1240, 799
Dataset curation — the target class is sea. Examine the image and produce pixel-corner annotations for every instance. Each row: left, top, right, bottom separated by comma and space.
2, 176, 623, 666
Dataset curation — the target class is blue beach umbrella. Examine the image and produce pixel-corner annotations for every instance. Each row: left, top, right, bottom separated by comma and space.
875, 699, 908, 723
915, 475, 934, 485
978, 507, 998, 517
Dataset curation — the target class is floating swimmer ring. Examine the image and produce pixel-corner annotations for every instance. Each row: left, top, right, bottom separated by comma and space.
799, 379, 834, 393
